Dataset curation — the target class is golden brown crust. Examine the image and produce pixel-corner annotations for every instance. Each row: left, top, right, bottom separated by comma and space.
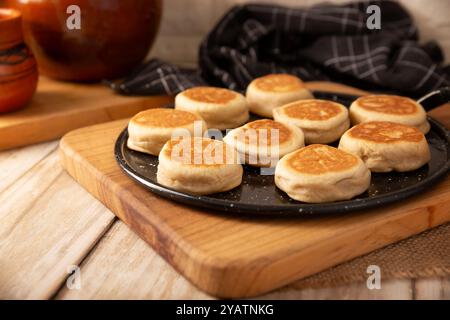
131, 108, 199, 128
253, 74, 305, 92
182, 86, 237, 104
348, 121, 424, 143
356, 95, 418, 115
243, 120, 292, 146
163, 137, 234, 167
283, 100, 342, 120
286, 144, 358, 175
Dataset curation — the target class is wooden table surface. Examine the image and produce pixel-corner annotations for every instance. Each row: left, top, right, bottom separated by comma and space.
1, 107, 449, 299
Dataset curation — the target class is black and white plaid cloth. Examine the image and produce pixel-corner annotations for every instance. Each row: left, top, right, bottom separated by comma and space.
110, 0, 450, 98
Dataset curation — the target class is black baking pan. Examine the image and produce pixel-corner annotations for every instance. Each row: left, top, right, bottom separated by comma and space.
115, 88, 450, 215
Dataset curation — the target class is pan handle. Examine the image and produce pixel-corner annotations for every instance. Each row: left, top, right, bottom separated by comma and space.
417, 87, 450, 111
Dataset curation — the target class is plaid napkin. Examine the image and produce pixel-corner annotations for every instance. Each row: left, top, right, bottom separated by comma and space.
110, 0, 450, 98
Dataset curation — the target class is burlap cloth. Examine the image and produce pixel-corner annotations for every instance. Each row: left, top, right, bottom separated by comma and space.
287, 223, 450, 289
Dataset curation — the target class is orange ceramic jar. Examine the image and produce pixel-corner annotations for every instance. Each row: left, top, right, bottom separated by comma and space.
0, 8, 38, 113
7, 0, 162, 82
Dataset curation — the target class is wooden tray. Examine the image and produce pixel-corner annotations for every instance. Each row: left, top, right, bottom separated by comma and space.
0, 77, 173, 150
59, 82, 450, 298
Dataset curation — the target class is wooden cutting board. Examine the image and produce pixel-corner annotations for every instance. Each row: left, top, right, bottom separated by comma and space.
0, 77, 173, 150
59, 82, 450, 298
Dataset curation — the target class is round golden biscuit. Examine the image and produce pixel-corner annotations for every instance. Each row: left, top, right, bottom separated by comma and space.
223, 119, 305, 167
157, 137, 243, 195
350, 95, 429, 134
339, 121, 430, 172
175, 86, 249, 130
127, 108, 206, 155
275, 144, 371, 203
273, 99, 350, 144
246, 74, 313, 117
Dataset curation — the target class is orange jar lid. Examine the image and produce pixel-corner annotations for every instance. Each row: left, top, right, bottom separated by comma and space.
0, 8, 23, 50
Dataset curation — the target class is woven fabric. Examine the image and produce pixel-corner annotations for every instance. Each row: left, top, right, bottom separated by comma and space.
111, 1, 450, 98
287, 223, 450, 289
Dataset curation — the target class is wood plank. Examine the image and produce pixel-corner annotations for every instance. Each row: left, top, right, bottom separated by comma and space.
0, 77, 173, 151
0, 141, 58, 192
414, 278, 450, 299
58, 116, 450, 298
0, 149, 115, 299
258, 280, 412, 300
57, 220, 211, 300
304, 81, 368, 95
57, 218, 414, 300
